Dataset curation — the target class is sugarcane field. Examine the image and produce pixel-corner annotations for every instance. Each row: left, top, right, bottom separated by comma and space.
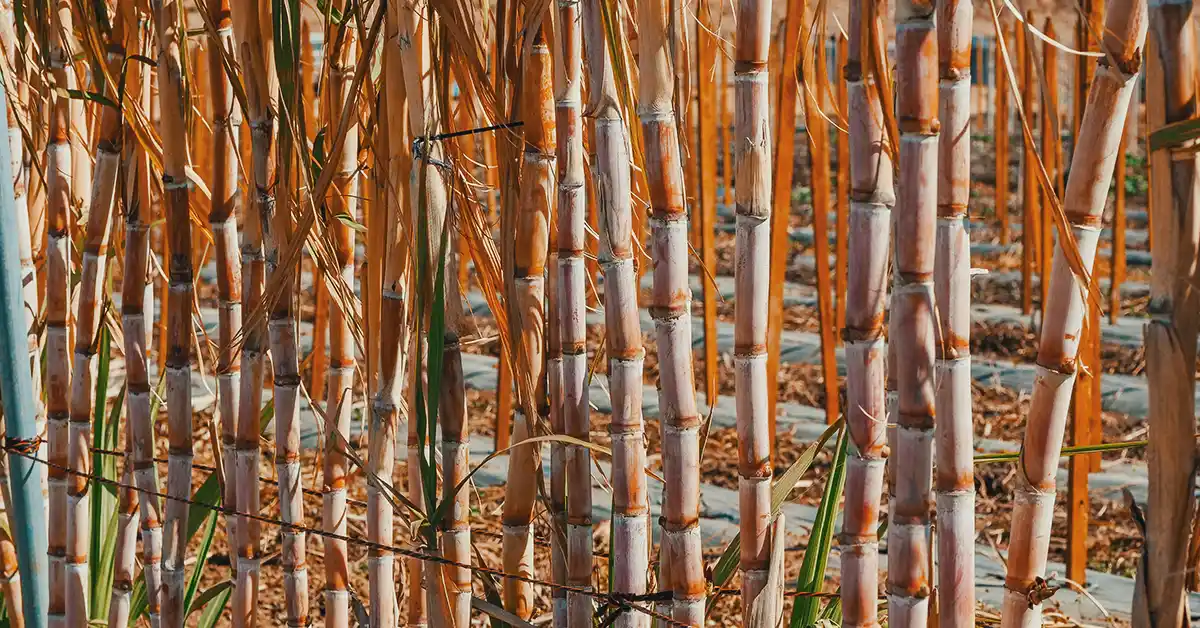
0, 0, 1195, 625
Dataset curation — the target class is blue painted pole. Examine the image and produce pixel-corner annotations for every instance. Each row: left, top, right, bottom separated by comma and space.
0, 77, 49, 627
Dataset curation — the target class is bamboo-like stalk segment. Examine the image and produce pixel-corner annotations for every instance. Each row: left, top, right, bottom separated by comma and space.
935, 0, 974, 624
397, 8, 458, 621
439, 324, 471, 628
415, 155, 454, 627
547, 193, 567, 628
368, 12, 407, 625
494, 64, 514, 449
0, 26, 48, 623
547, 12, 569, 622
107, 463, 139, 628
66, 4, 125, 618
835, 34, 850, 340
634, 0, 702, 623
0, 0, 44, 510
151, 0, 197, 623
394, 6, 437, 623
721, 56, 733, 211
229, 0, 273, 624
207, 0, 243, 601
269, 11, 309, 626
840, 0, 895, 623
429, 119, 466, 624
889, 0, 938, 624
1043, 18, 1061, 316
67, 17, 88, 227
501, 19, 555, 621
555, 1, 593, 624
732, 0, 782, 622
322, 5, 357, 626
45, 2, 77, 623
995, 23, 1010, 245
1017, 21, 1036, 316
1000, 1, 1147, 624
121, 7, 161, 623
1132, 0, 1200, 622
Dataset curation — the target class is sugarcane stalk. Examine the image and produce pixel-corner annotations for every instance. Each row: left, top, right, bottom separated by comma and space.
322, 4, 357, 626
150, 0, 196, 623
888, 0, 938, 624
0, 47, 49, 627
44, 2, 77, 623
368, 11, 408, 625
1000, 1, 1147, 624
106, 464, 138, 628
557, 3, 594, 625
228, 1, 275, 624
0, 0, 44, 512
1132, 0, 1200, 623
633, 0, 702, 624
207, 0, 242, 595
397, 7, 457, 620
732, 0, 783, 622
0, 85, 33, 613
835, 33, 850, 340
121, 6, 162, 623
553, 1, 587, 625
66, 2, 125, 619
439, 321, 471, 627
393, 5, 439, 623
432, 135, 469, 624
840, 0, 895, 624
270, 3, 310, 623
547, 80, 567, 628
501, 16, 555, 621
935, 0, 974, 624
67, 9, 87, 227
721, 55, 733, 211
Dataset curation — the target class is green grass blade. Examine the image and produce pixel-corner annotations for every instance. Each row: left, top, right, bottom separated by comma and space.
89, 328, 120, 621
818, 596, 842, 624
183, 509, 219, 613
128, 582, 146, 627
708, 420, 843, 602
789, 426, 849, 627
192, 581, 233, 627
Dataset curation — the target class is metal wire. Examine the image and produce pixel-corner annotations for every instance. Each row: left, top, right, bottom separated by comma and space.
4, 444, 687, 626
